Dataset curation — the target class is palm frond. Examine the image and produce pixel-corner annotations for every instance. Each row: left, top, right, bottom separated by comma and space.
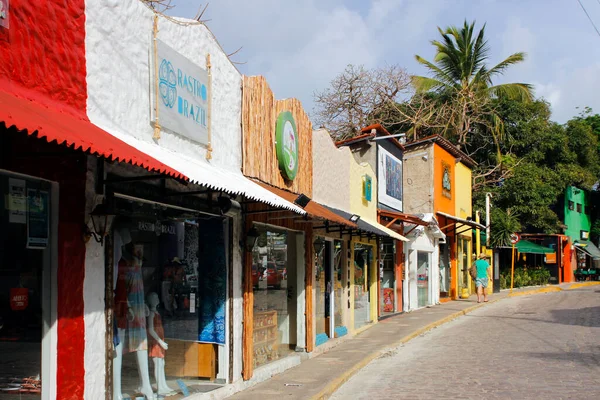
486, 52, 527, 79
487, 83, 534, 102
411, 75, 450, 93
414, 55, 460, 88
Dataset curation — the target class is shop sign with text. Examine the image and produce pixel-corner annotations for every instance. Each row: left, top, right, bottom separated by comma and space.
151, 40, 209, 145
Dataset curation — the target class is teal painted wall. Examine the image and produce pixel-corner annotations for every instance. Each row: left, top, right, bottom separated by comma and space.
564, 186, 591, 242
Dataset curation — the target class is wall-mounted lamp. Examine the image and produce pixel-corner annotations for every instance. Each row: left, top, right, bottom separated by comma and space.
218, 195, 241, 217
84, 202, 116, 246
349, 214, 360, 223
294, 193, 311, 208
245, 226, 260, 252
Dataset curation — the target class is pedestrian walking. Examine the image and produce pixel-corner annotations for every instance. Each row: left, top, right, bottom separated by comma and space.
475, 253, 491, 303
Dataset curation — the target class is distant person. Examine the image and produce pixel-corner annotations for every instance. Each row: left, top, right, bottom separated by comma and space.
475, 253, 491, 303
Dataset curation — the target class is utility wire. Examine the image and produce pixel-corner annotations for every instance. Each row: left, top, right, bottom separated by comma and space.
577, 0, 600, 38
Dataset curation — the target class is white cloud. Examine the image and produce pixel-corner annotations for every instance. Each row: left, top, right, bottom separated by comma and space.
169, 0, 600, 123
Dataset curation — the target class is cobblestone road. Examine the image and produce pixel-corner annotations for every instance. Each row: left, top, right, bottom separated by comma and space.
331, 286, 600, 400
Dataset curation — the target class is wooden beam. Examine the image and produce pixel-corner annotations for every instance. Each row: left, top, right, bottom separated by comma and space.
242, 227, 254, 380
385, 217, 399, 228
305, 229, 315, 353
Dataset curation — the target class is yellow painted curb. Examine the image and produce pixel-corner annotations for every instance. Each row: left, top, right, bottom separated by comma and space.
507, 286, 562, 297
310, 302, 488, 400
567, 281, 600, 290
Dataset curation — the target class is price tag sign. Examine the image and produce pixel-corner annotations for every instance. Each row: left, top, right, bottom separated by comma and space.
10, 288, 28, 311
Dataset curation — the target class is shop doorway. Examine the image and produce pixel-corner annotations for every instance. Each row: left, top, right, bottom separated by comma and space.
332, 240, 345, 335
251, 228, 297, 368
379, 238, 396, 316
0, 173, 54, 399
314, 238, 333, 345
417, 251, 430, 308
353, 244, 373, 330
439, 244, 450, 298
457, 237, 471, 295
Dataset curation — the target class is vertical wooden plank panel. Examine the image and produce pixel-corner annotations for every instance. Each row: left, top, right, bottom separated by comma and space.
242, 226, 254, 380
305, 228, 314, 353
242, 76, 313, 196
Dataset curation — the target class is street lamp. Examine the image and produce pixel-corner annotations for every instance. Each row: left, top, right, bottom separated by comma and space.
245, 226, 259, 252
87, 202, 116, 246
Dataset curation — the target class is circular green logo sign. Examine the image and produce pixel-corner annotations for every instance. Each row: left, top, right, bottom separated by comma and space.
275, 111, 299, 181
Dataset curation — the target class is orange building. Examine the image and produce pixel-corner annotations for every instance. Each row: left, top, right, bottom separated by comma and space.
403, 136, 484, 301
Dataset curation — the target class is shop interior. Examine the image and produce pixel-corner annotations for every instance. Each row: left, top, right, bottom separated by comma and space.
379, 238, 396, 317
111, 196, 227, 399
353, 244, 373, 330
0, 174, 51, 398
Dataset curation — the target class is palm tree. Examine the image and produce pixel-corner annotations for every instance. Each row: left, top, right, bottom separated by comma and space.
412, 21, 534, 152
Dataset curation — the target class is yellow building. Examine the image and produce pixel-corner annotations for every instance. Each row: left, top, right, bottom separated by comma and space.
455, 162, 474, 296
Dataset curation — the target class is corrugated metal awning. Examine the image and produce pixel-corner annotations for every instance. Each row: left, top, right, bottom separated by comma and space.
320, 204, 409, 242
255, 182, 357, 227
0, 83, 186, 180
104, 133, 307, 215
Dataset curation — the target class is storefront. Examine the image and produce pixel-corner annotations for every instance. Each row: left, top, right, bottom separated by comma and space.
102, 174, 239, 399
0, 169, 55, 399
250, 225, 300, 368
313, 236, 346, 345
377, 210, 428, 316
352, 241, 376, 329
402, 214, 444, 311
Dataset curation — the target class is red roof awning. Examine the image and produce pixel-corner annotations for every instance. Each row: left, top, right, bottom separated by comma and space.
0, 82, 187, 180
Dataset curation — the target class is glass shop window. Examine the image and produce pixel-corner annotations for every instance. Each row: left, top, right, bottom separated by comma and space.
568, 201, 574, 211
111, 204, 227, 399
0, 175, 51, 399
251, 229, 295, 368
576, 203, 582, 213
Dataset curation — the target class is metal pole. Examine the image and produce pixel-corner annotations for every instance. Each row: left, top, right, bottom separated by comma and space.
510, 244, 515, 293
485, 193, 492, 248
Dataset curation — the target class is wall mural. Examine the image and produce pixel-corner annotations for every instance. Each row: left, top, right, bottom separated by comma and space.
442, 161, 452, 199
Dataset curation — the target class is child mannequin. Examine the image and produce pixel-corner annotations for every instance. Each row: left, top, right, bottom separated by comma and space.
146, 292, 176, 396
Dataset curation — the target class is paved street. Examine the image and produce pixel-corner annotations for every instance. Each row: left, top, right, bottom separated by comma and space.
331, 286, 600, 400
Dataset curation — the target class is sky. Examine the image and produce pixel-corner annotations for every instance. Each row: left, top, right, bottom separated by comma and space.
168, 0, 600, 123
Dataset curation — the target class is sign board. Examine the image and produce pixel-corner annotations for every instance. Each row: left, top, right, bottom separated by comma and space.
377, 145, 403, 211
0, 0, 9, 30
510, 233, 520, 245
151, 39, 209, 145
27, 189, 49, 249
275, 111, 299, 181
8, 178, 26, 223
363, 174, 372, 202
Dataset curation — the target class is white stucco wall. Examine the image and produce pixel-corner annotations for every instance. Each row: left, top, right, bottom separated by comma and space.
231, 215, 243, 382
312, 129, 351, 211
83, 158, 106, 399
85, 0, 242, 172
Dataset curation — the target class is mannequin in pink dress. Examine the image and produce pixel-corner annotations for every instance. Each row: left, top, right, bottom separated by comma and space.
146, 292, 176, 396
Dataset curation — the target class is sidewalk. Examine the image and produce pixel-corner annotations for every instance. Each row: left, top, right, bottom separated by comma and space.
212, 283, 590, 400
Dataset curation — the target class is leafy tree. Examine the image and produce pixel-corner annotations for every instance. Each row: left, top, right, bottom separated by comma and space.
489, 208, 522, 248
412, 21, 533, 154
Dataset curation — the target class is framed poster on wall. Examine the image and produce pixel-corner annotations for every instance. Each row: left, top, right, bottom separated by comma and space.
377, 145, 403, 211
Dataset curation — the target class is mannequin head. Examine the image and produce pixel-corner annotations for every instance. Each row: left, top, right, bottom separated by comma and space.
147, 292, 160, 308
116, 227, 132, 247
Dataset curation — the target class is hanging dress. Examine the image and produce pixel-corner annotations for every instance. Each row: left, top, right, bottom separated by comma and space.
115, 257, 148, 353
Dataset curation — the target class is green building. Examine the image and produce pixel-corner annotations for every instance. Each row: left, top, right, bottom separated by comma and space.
564, 186, 591, 242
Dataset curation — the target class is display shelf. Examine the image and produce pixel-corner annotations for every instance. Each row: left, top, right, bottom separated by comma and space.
252, 310, 278, 368
253, 323, 277, 330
